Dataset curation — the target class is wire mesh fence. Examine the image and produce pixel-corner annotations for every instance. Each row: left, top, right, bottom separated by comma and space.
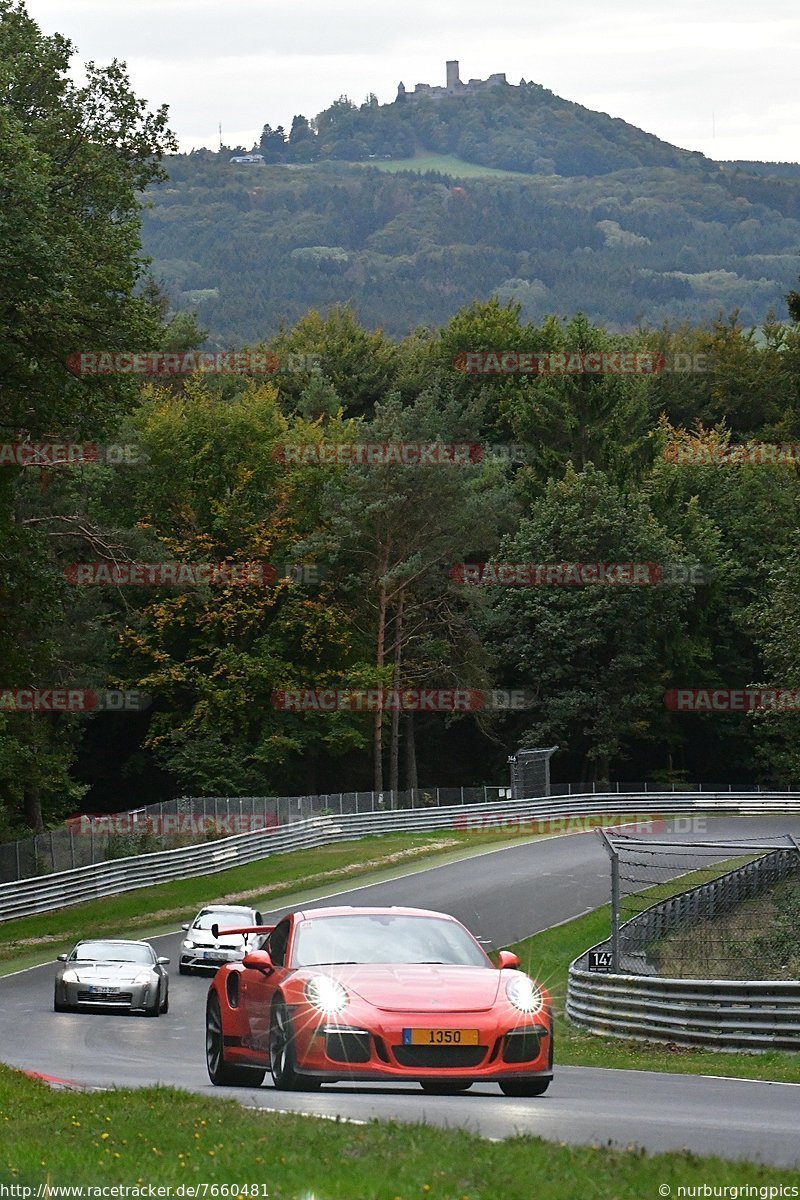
1, 780, 797, 885
598, 832, 800, 979
0, 785, 511, 883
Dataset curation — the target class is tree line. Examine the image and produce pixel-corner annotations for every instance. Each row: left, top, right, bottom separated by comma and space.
2, 0, 800, 839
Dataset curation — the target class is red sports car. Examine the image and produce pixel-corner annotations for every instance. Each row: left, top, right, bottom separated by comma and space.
204, 905, 553, 1096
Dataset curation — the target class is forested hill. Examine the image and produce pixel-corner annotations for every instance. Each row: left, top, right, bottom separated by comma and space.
256, 81, 713, 177
140, 83, 800, 345
142, 150, 800, 344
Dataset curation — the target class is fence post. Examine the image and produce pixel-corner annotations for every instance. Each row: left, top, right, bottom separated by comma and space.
598, 829, 620, 972
16, 838, 21, 881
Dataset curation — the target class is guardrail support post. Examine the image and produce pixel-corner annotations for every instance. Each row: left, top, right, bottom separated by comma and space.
598, 829, 621, 972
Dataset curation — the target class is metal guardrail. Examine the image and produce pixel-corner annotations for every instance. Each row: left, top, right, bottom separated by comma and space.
4, 779, 796, 883
1, 790, 799, 923
566, 972, 800, 1051
567, 845, 800, 1050
0, 785, 514, 882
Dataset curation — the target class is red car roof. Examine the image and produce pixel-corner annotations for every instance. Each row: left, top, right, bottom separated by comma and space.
293, 905, 461, 922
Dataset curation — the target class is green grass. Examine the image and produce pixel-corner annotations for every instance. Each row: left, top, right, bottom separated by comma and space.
508, 904, 800, 1083
3, 1064, 800, 1194
354, 152, 537, 179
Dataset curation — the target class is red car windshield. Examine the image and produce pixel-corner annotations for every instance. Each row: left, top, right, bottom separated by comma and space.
292, 913, 489, 968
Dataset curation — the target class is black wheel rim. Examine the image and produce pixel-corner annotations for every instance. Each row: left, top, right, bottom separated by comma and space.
206, 1000, 223, 1075
270, 1006, 289, 1080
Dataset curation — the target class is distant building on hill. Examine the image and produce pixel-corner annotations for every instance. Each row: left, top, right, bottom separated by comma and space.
229, 153, 265, 165
397, 61, 507, 103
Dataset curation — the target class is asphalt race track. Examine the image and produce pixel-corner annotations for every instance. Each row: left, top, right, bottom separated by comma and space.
2, 817, 799, 1166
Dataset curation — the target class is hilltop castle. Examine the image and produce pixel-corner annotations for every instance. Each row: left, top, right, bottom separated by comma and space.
397, 61, 512, 103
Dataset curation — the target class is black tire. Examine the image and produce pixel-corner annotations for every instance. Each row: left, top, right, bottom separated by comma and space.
160, 987, 169, 1014
420, 1081, 473, 1094
53, 989, 72, 1014
144, 986, 161, 1017
269, 1000, 322, 1091
499, 1077, 551, 1097
206, 992, 265, 1087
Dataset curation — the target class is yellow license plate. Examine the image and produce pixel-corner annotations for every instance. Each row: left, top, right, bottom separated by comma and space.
402, 1028, 479, 1045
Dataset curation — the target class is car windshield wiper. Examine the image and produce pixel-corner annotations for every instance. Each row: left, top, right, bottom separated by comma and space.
305, 960, 359, 965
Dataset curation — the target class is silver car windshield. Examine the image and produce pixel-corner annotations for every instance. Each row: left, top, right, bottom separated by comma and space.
71, 942, 154, 964
292, 914, 489, 968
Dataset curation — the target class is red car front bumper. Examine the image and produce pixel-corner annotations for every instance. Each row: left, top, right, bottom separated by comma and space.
280, 1005, 553, 1082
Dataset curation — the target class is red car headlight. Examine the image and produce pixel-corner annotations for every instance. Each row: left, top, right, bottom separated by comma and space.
305, 976, 348, 1015
505, 975, 544, 1015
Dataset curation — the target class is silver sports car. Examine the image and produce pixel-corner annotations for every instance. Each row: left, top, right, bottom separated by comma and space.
53, 939, 169, 1016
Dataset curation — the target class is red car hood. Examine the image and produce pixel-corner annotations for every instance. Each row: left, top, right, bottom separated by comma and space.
318, 964, 503, 1013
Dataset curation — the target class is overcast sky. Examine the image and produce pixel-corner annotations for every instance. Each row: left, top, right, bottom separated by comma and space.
22, 0, 800, 163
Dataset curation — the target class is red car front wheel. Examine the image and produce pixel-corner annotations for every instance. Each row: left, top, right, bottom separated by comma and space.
269, 1000, 322, 1091
499, 1078, 550, 1097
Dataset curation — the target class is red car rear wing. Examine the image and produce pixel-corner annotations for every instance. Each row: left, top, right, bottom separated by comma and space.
210, 924, 275, 940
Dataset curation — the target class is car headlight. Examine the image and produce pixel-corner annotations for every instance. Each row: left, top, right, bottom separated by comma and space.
305, 976, 348, 1015
134, 972, 154, 986
182, 940, 195, 950
505, 975, 543, 1014
61, 969, 78, 983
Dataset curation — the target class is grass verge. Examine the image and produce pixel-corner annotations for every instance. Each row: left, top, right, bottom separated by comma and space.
650, 874, 800, 980
355, 151, 537, 178
508, 905, 800, 1083
3, 1064, 799, 1194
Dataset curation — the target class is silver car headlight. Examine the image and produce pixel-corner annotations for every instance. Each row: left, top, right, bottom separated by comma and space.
505, 976, 544, 1015
134, 971, 154, 986
305, 976, 348, 1015
61, 969, 78, 984
182, 940, 195, 950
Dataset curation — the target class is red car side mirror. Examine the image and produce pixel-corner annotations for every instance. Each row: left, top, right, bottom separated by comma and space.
496, 950, 521, 970
242, 949, 274, 974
